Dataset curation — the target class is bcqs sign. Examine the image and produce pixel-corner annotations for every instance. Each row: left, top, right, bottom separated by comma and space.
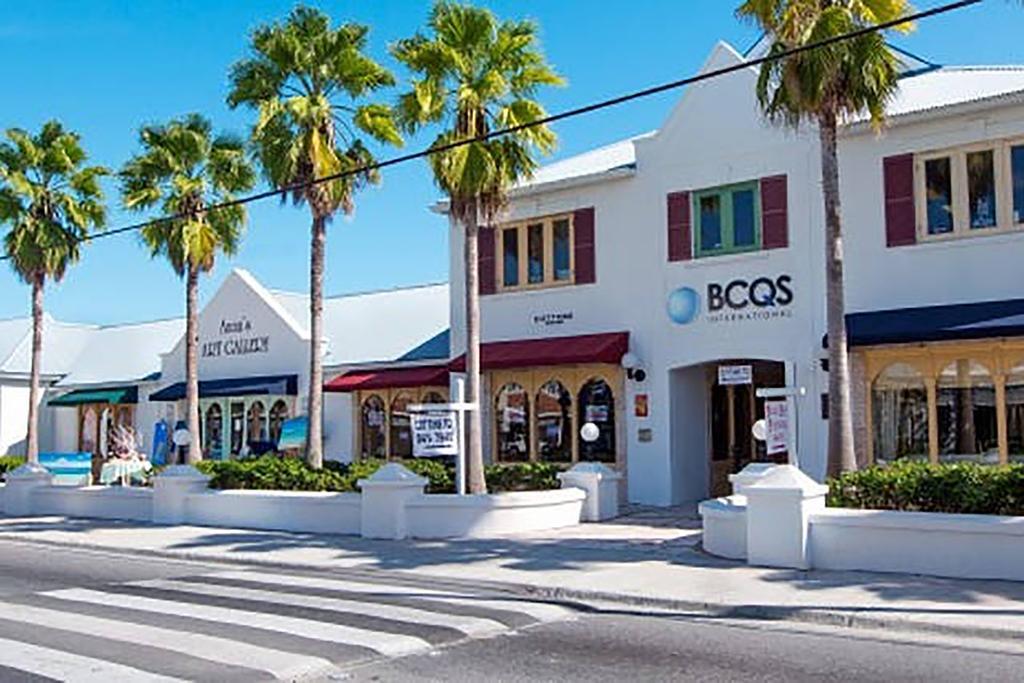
201, 316, 271, 359
668, 275, 794, 326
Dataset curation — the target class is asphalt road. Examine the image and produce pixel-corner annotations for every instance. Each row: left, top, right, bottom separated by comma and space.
0, 540, 1021, 682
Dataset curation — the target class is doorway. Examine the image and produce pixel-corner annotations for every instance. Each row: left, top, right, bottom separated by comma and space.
708, 360, 787, 497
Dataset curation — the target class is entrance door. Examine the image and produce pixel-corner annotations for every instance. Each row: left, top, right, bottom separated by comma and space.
709, 360, 786, 497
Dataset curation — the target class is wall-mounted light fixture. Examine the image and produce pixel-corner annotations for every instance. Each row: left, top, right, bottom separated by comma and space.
621, 352, 647, 383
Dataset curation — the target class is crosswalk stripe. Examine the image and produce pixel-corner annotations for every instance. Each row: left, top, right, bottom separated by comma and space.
0, 635, 186, 682
132, 578, 508, 638
42, 588, 432, 658
0, 601, 335, 681
211, 570, 574, 623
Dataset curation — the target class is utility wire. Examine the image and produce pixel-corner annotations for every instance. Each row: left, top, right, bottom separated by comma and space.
0, 0, 984, 260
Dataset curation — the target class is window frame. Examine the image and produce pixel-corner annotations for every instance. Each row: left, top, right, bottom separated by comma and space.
354, 386, 450, 460
495, 212, 576, 293
693, 181, 763, 259
914, 138, 1021, 242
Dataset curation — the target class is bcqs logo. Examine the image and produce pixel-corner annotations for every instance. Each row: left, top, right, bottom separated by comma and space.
668, 275, 794, 325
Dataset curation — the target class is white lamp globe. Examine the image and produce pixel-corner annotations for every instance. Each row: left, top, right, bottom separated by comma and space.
751, 419, 767, 442
580, 422, 601, 443
172, 428, 192, 447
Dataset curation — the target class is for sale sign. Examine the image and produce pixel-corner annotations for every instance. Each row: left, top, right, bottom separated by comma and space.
765, 400, 789, 456
412, 411, 458, 457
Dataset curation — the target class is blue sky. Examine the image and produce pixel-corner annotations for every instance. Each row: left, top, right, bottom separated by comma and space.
0, 0, 1019, 325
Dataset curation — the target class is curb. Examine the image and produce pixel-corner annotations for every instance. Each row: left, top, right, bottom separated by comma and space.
2, 533, 1021, 644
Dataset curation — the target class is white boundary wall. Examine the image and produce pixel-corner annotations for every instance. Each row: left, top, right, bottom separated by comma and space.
184, 490, 361, 536
700, 464, 1024, 582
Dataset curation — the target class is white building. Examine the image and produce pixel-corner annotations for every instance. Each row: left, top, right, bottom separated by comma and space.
5, 39, 1024, 507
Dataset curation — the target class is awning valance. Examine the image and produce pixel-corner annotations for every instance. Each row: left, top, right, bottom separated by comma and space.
48, 386, 138, 407
845, 298, 1024, 347
325, 365, 450, 393
449, 332, 629, 372
149, 374, 298, 402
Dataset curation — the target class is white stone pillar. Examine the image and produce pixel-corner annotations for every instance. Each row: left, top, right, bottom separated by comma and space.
728, 462, 777, 497
153, 465, 210, 524
745, 465, 828, 570
3, 463, 52, 516
358, 463, 427, 540
558, 462, 622, 521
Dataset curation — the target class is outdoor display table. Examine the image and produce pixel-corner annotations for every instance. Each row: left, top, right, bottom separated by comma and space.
99, 459, 152, 486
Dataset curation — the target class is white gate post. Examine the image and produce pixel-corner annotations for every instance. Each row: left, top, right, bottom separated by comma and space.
745, 464, 827, 570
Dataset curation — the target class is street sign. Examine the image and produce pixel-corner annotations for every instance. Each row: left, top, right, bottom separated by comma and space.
411, 411, 458, 457
718, 364, 752, 385
765, 400, 789, 455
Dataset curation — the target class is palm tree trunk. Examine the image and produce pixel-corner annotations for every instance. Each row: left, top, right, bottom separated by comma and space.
818, 109, 857, 477
464, 206, 486, 494
184, 264, 202, 466
306, 213, 326, 469
24, 274, 44, 466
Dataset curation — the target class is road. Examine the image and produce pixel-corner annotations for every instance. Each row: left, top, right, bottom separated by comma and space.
0, 540, 1020, 682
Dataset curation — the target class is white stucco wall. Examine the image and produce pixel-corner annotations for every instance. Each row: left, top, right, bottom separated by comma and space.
323, 391, 354, 463
0, 383, 31, 456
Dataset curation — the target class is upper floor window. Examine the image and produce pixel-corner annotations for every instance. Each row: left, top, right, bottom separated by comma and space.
694, 181, 761, 258
497, 214, 574, 291
916, 139, 1024, 240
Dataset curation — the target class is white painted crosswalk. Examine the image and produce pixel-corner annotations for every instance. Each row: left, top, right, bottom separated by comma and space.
0, 566, 576, 681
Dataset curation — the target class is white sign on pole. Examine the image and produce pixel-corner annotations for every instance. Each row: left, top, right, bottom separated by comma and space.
765, 400, 789, 455
411, 411, 458, 457
718, 364, 753, 385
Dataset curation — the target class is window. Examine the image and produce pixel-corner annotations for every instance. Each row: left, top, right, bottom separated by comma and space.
924, 157, 954, 235
204, 404, 223, 460
361, 395, 386, 459
495, 383, 530, 462
693, 182, 761, 257
497, 213, 574, 291
1008, 361, 1024, 463
536, 380, 572, 463
578, 378, 616, 463
937, 359, 998, 464
269, 400, 289, 444
389, 393, 413, 459
967, 150, 997, 229
1012, 145, 1024, 224
247, 401, 268, 446
872, 363, 929, 463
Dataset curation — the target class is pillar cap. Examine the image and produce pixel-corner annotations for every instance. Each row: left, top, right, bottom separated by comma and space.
559, 462, 622, 481
746, 464, 828, 498
155, 464, 210, 482
358, 462, 428, 489
5, 463, 51, 481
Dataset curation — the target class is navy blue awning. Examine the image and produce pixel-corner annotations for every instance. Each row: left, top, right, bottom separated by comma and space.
149, 374, 298, 402
845, 298, 1024, 347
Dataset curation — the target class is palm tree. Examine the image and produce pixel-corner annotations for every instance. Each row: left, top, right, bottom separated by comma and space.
736, 0, 914, 476
120, 114, 256, 465
392, 2, 563, 493
0, 121, 107, 466
227, 5, 401, 469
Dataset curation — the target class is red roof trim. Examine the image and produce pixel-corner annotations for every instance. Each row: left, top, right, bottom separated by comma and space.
325, 365, 449, 393
449, 332, 629, 372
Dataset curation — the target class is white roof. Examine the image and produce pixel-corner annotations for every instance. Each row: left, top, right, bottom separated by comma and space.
55, 318, 185, 387
512, 132, 652, 192
883, 66, 1024, 120
0, 315, 96, 378
271, 283, 450, 367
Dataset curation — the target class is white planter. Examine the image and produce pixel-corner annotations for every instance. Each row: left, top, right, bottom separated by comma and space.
31, 486, 153, 522
185, 490, 361, 535
405, 488, 585, 539
698, 495, 747, 560
558, 462, 622, 521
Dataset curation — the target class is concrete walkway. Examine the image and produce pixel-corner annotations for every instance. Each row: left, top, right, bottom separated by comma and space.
0, 511, 1022, 641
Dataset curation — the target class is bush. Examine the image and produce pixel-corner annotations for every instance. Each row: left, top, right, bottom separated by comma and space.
484, 461, 566, 493
828, 460, 1024, 516
0, 456, 25, 476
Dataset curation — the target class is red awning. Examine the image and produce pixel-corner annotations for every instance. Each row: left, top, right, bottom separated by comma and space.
325, 365, 450, 393
450, 332, 629, 372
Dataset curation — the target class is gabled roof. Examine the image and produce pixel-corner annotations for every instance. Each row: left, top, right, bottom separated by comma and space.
55, 318, 186, 387
881, 66, 1024, 120
0, 315, 96, 378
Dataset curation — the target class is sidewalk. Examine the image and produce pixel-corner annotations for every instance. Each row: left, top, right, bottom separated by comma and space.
1, 509, 1023, 641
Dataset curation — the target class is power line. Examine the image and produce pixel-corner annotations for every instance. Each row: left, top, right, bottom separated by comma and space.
0, 0, 984, 261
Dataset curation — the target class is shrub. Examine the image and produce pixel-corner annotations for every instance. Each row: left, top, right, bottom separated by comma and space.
0, 456, 25, 476
484, 461, 566, 493
828, 460, 1024, 516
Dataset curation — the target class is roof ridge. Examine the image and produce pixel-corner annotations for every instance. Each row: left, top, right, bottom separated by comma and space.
95, 316, 185, 331
270, 281, 450, 301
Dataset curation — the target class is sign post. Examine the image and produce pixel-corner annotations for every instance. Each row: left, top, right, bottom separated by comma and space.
754, 386, 806, 467
408, 378, 477, 496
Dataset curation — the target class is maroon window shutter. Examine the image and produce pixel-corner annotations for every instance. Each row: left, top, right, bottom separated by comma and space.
884, 154, 916, 247
667, 191, 692, 261
573, 207, 596, 284
478, 226, 496, 295
760, 175, 788, 250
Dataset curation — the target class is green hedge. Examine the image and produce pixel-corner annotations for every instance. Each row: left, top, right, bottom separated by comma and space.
194, 455, 564, 494
828, 460, 1024, 516
0, 456, 25, 476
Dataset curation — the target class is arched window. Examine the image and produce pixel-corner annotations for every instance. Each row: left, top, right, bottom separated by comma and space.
423, 391, 446, 404
536, 380, 572, 462
269, 400, 289, 445
495, 383, 530, 462
361, 395, 386, 459
937, 359, 998, 463
1008, 361, 1024, 463
204, 403, 223, 460
578, 378, 616, 463
389, 392, 414, 459
247, 401, 267, 446
872, 363, 929, 463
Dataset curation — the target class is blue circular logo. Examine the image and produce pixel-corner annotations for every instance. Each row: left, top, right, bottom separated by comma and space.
667, 287, 700, 325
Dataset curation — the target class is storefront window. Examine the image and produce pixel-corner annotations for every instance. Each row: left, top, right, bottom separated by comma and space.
229, 402, 245, 457
389, 392, 413, 459
247, 401, 268, 447
1007, 361, 1024, 463
361, 395, 386, 459
536, 380, 572, 462
578, 378, 616, 463
423, 391, 446, 404
872, 363, 929, 463
937, 359, 998, 463
496, 383, 530, 462
269, 400, 289, 445
204, 403, 223, 460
